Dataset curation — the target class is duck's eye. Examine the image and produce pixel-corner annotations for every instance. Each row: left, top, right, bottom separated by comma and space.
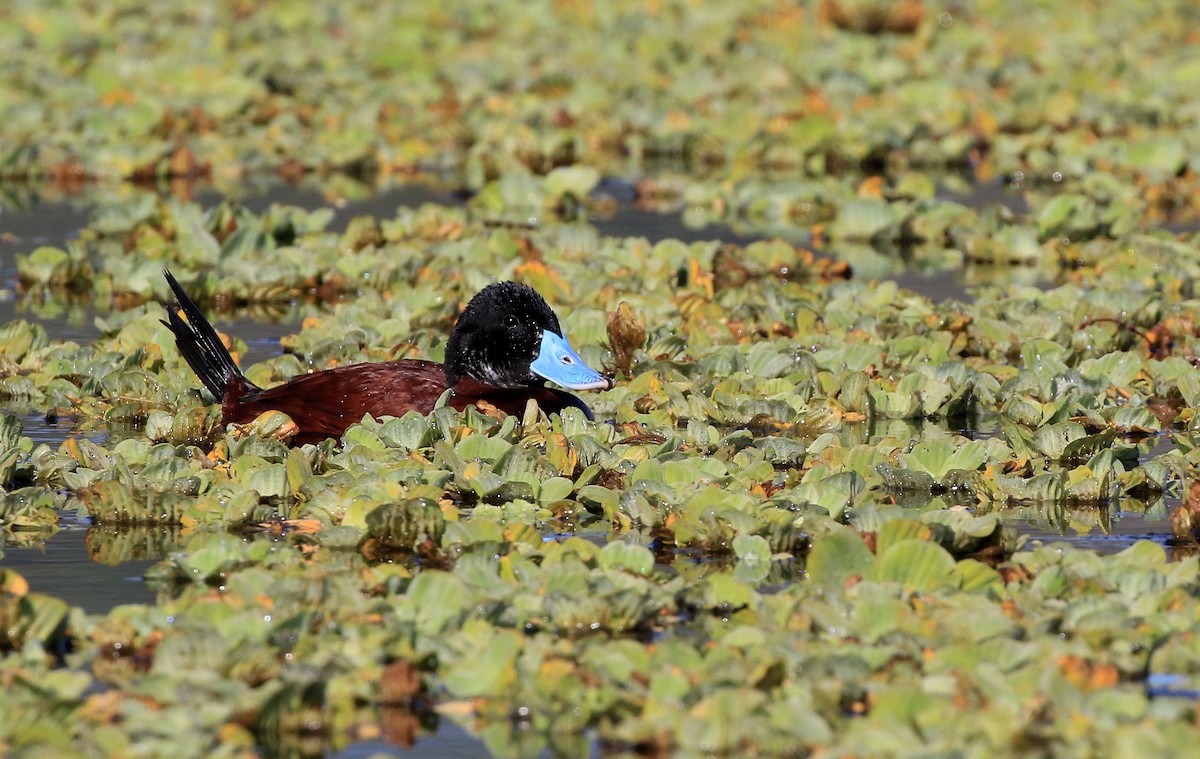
504, 314, 519, 328
561, 355, 575, 365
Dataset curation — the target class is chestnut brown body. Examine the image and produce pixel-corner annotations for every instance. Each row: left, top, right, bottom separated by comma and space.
220, 360, 593, 445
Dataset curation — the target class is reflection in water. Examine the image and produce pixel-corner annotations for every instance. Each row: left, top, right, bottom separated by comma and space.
11, 409, 141, 450
256, 702, 445, 759
1000, 497, 1173, 555
86, 523, 184, 566
330, 717, 493, 759
0, 527, 157, 613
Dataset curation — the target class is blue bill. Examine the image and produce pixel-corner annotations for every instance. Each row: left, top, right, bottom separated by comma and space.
530, 331, 613, 390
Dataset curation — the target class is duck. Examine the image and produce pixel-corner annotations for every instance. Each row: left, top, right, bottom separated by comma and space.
162, 271, 613, 445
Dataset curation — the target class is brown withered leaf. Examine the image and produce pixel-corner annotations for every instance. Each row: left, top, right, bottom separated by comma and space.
513, 236, 543, 261
515, 260, 572, 303
712, 244, 753, 291
1168, 479, 1200, 543
606, 301, 646, 377
813, 257, 851, 281
633, 396, 658, 413
821, 0, 924, 34
1147, 393, 1184, 427
857, 175, 885, 198
380, 706, 419, 749
596, 468, 627, 490
615, 433, 668, 446
276, 158, 308, 182
379, 659, 422, 704
1058, 654, 1120, 690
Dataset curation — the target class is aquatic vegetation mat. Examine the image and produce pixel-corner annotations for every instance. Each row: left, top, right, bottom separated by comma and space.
5, 0, 1200, 261
2, 192, 1200, 755
6, 0, 1200, 756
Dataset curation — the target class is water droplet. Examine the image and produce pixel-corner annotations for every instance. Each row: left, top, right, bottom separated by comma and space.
938, 12, 953, 27
1052, 171, 1063, 182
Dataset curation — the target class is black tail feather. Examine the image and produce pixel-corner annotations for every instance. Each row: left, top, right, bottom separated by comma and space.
162, 270, 251, 401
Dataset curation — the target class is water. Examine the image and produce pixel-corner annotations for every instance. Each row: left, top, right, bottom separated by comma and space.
0, 526, 158, 612
1013, 510, 1173, 554
332, 722, 493, 759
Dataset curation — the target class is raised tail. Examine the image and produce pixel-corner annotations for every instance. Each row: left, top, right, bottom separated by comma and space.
162, 270, 254, 401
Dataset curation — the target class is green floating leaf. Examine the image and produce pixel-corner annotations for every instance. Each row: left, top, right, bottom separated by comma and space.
875, 518, 932, 556
17, 592, 70, 643
923, 511, 1008, 557
16, 245, 92, 287
539, 477, 575, 503
829, 198, 899, 241
377, 411, 436, 450
405, 570, 468, 636
877, 463, 937, 492
542, 165, 601, 202
577, 484, 619, 516
285, 447, 313, 502
872, 539, 957, 592
80, 479, 192, 525
805, 527, 874, 591
598, 541, 654, 576
1037, 193, 1098, 238
364, 497, 446, 549
455, 433, 513, 463
441, 627, 522, 697
897, 438, 989, 481
953, 559, 1004, 592
733, 533, 772, 585
0, 414, 23, 451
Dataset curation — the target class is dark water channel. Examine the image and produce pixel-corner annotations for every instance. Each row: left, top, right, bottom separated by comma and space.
0, 179, 1176, 593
